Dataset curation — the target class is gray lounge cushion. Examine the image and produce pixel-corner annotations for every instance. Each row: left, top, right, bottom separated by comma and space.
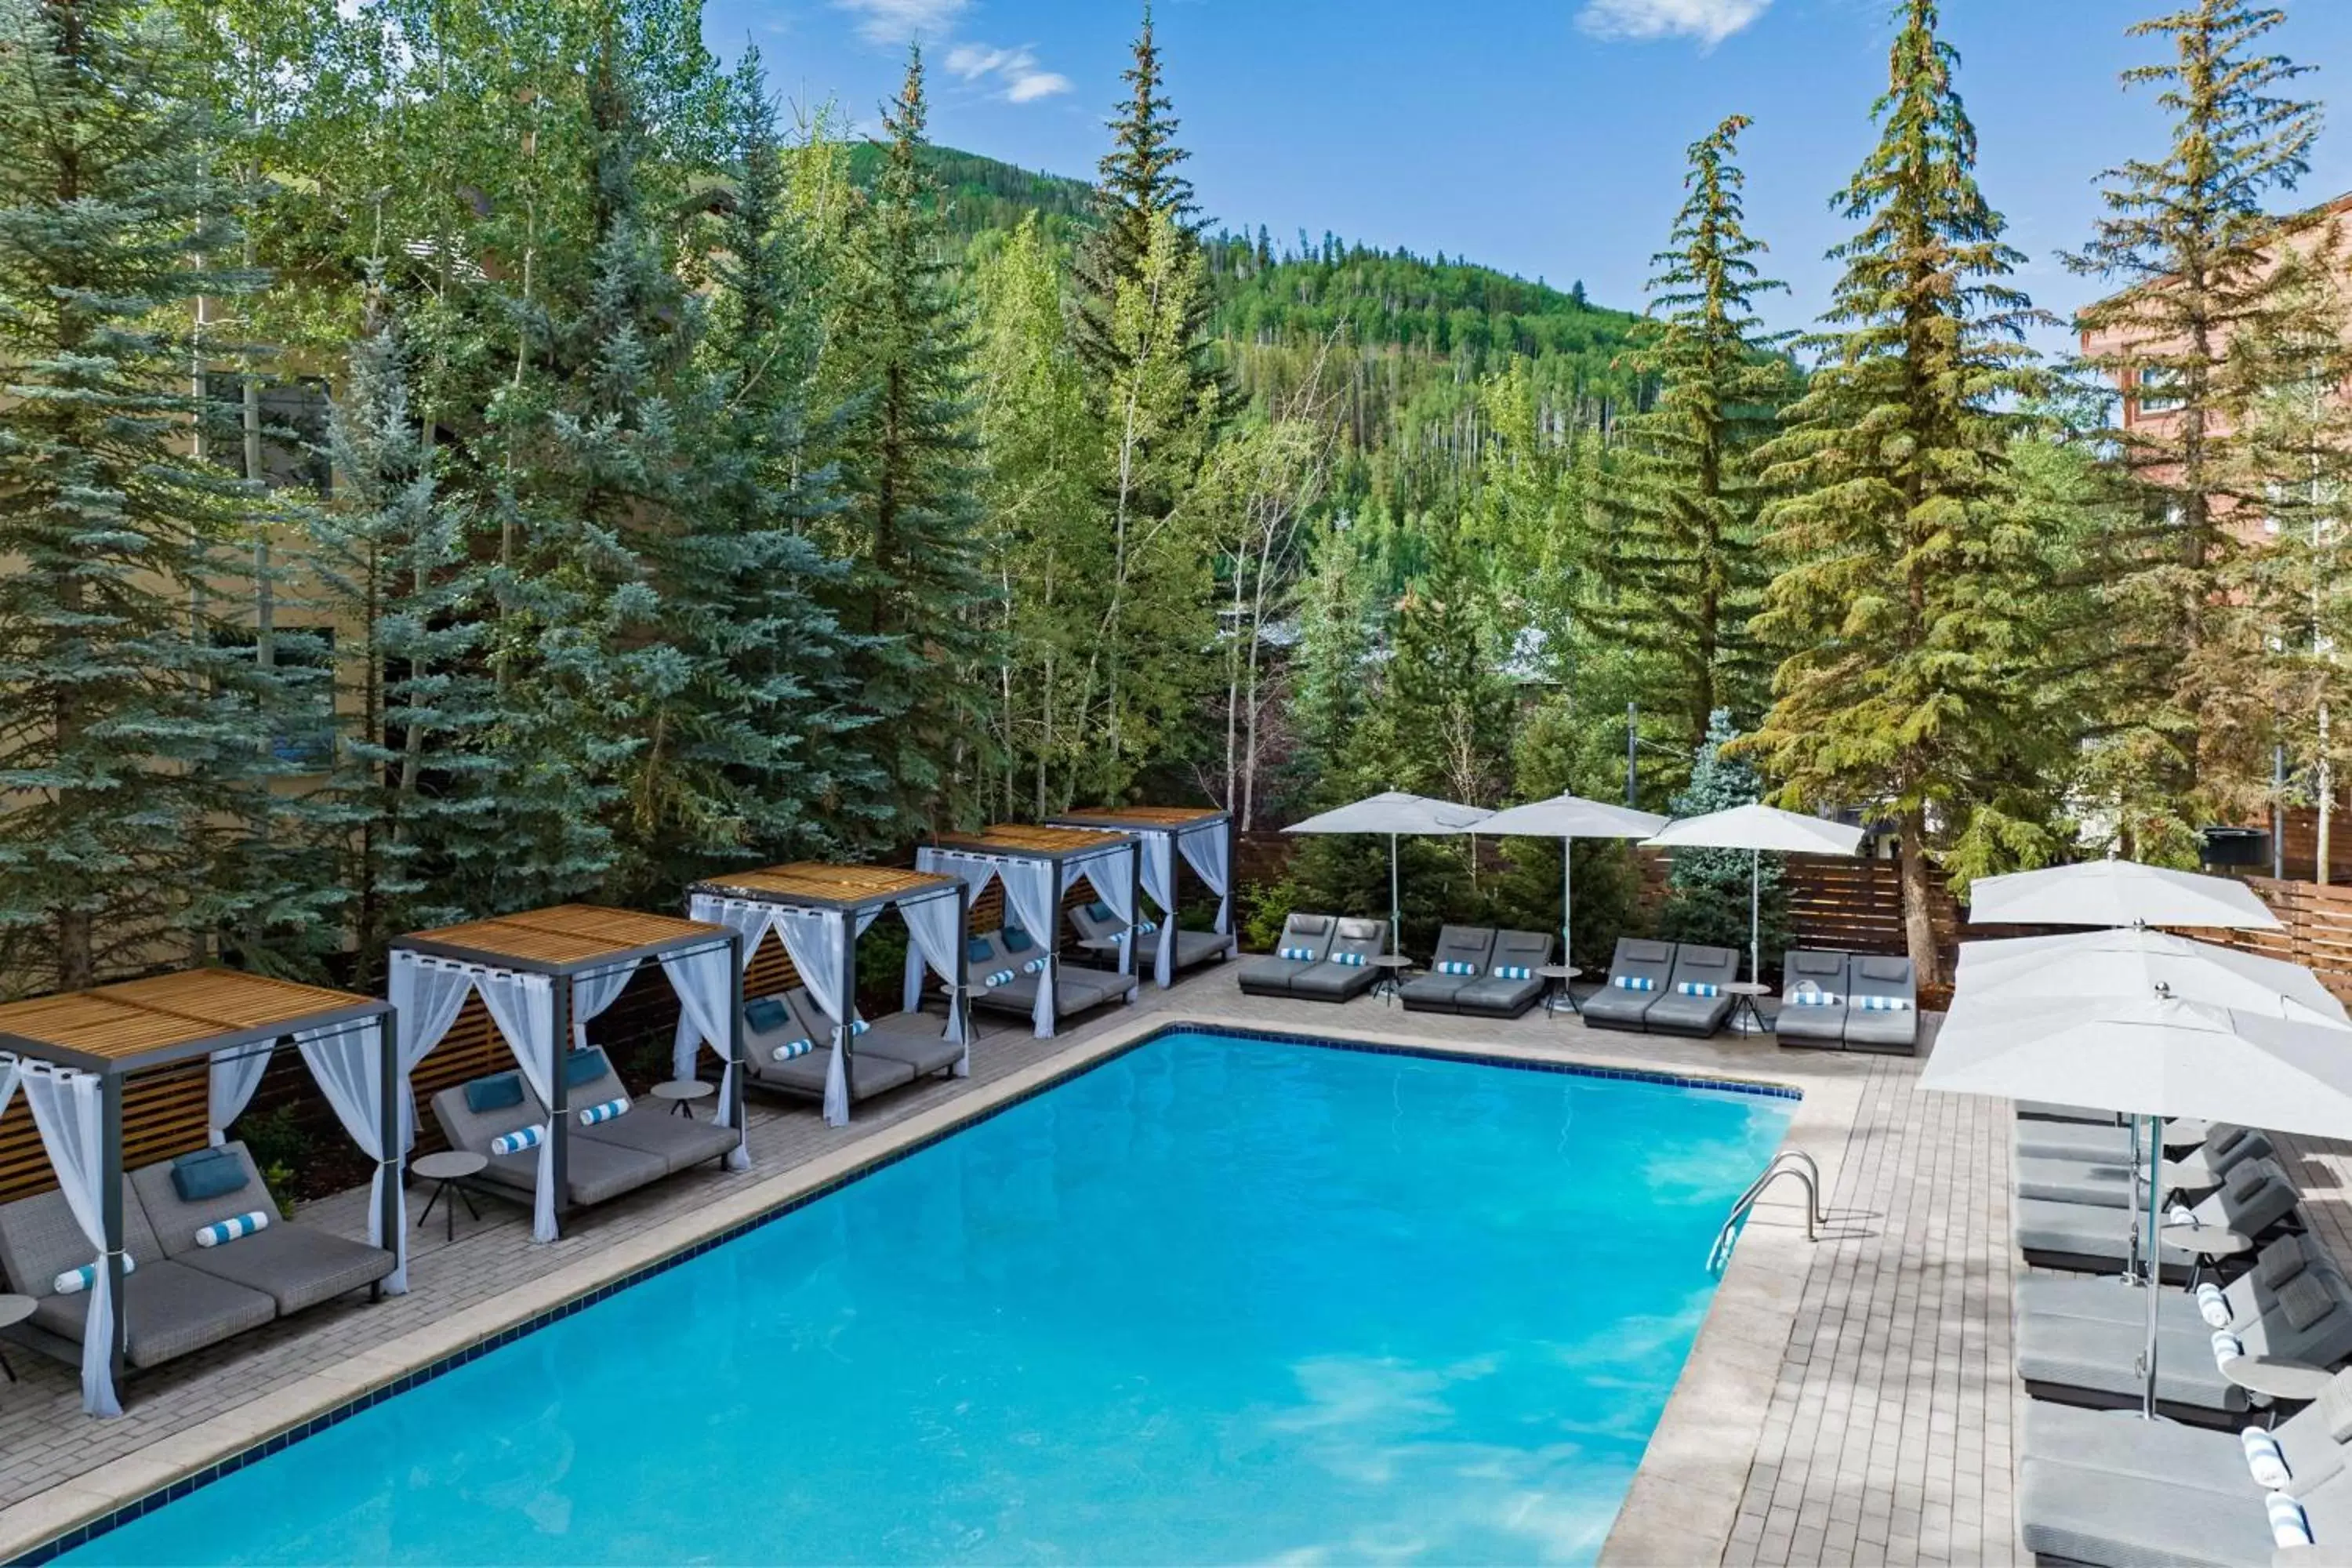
1643, 945, 1738, 1036
128, 1142, 392, 1312
31, 1257, 278, 1368
1398, 926, 1497, 1012
855, 1013, 966, 1079
1842, 954, 1919, 1049
2016, 1158, 2301, 1272
2017, 1235, 2321, 1333
2017, 1117, 2213, 1164
1239, 914, 1335, 997
0, 1177, 165, 1298
753, 1046, 916, 1102
1137, 927, 1232, 970
577, 1109, 740, 1174
2020, 1457, 2299, 1568
1448, 931, 1552, 1018
1772, 950, 1850, 1044
1579, 938, 1676, 1029
2014, 1310, 2260, 1412
1289, 919, 1388, 1001
2013, 1131, 2270, 1208
474, 1134, 669, 1207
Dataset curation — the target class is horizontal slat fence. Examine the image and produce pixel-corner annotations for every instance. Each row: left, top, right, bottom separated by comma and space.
2214, 877, 2352, 1004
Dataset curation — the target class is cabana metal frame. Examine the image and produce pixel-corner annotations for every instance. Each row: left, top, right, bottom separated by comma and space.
1050, 806, 1238, 989
917, 825, 1143, 1038
389, 905, 745, 1244
0, 970, 397, 1416
687, 863, 970, 1128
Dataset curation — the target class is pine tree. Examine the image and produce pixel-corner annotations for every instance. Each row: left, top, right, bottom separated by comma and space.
829, 47, 996, 838
0, 0, 336, 996
1748, 0, 2049, 985
1661, 711, 1789, 958
2068, 0, 2323, 826
1589, 114, 1794, 753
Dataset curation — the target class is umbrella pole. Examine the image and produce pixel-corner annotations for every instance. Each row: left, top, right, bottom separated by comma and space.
1562, 837, 1573, 965
1388, 833, 1400, 957
2142, 1112, 2161, 1419
1750, 848, 1762, 984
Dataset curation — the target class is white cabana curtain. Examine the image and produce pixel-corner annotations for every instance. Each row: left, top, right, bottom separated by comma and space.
1136, 834, 1179, 989
206, 1042, 272, 1147
998, 858, 1063, 1038
571, 959, 638, 1055
1065, 851, 1138, 982
659, 941, 749, 1169
1178, 820, 1234, 936
474, 969, 560, 1242
772, 908, 851, 1127
681, 894, 777, 1078
294, 1017, 414, 1293
905, 858, 994, 1016
387, 952, 477, 1156
21, 1065, 121, 1416
898, 894, 969, 1063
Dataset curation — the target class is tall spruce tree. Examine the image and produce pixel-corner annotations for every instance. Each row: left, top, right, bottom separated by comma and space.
2068, 0, 2322, 828
1589, 114, 1794, 753
0, 0, 334, 996
1748, 0, 2049, 985
829, 48, 995, 838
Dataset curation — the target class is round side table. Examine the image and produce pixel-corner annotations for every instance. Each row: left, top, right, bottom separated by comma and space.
1537, 964, 1581, 1017
413, 1149, 488, 1242
652, 1079, 717, 1118
0, 1293, 33, 1385
1368, 954, 1414, 1006
1722, 981, 1773, 1034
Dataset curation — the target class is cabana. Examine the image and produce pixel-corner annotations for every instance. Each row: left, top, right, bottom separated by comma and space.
389, 905, 745, 1244
0, 970, 399, 1416
916, 826, 1143, 1038
1050, 806, 1238, 989
686, 863, 969, 1129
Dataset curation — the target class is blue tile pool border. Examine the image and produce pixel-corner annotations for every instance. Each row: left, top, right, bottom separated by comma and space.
16, 1019, 1798, 1564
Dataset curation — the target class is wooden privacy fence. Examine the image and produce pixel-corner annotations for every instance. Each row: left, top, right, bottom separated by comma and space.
2211, 876, 2352, 1004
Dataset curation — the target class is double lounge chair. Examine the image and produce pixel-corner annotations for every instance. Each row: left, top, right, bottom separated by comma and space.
1067, 900, 1233, 975
1236, 913, 1388, 1002
1770, 949, 1920, 1053
2015, 1123, 2272, 1209
1581, 938, 1739, 1036
1397, 927, 1554, 1018
0, 1142, 394, 1375
2014, 1155, 2304, 1283
739, 988, 961, 1105
970, 928, 1135, 1023
432, 1045, 738, 1211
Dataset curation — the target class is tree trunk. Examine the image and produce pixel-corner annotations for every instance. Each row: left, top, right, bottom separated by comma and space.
1897, 808, 1941, 989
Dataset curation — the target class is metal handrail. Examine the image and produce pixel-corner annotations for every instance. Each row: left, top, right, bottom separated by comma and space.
1708, 1151, 1825, 1271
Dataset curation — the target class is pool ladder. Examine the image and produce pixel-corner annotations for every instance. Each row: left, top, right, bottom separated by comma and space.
1707, 1151, 1826, 1272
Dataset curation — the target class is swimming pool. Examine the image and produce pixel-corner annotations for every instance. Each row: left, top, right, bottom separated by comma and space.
56, 1029, 1794, 1566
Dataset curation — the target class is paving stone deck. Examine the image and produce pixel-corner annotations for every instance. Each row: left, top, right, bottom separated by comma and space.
7, 957, 2326, 1563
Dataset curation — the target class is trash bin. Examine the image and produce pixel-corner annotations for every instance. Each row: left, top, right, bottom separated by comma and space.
2198, 826, 2271, 869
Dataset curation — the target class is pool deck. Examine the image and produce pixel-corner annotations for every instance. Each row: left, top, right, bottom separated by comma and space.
0, 960, 2326, 1563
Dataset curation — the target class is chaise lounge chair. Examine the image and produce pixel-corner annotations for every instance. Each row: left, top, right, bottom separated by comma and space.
1287, 918, 1390, 1003
1238, 914, 1336, 998
739, 990, 916, 1104
788, 985, 964, 1080
1840, 954, 1918, 1052
2015, 1124, 2274, 1208
1398, 927, 1498, 1013
2014, 1156, 2303, 1282
2019, 1379, 2352, 1566
2015, 1245, 2352, 1419
1068, 899, 1232, 975
432, 1061, 670, 1209
127, 1142, 394, 1314
1452, 931, 1554, 1018
2016, 1114, 2215, 1165
972, 928, 1134, 1022
1643, 944, 1739, 1036
1581, 938, 1679, 1033
556, 1047, 739, 1174
1771, 949, 1850, 1047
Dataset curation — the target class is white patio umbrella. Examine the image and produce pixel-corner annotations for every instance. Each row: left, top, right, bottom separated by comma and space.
1642, 804, 1866, 985
1952, 928, 2350, 1029
1924, 993, 2352, 1416
1968, 861, 2281, 931
1475, 794, 1667, 967
1284, 791, 1494, 956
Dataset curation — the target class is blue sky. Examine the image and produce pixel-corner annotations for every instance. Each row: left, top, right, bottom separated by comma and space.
698, 0, 2352, 342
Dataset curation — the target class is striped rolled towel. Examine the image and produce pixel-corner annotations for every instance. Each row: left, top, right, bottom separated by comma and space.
2211, 1328, 2246, 1370
1856, 996, 1911, 1011
773, 1038, 814, 1062
577, 1097, 629, 1127
491, 1124, 543, 1157
1438, 960, 1478, 976
1612, 975, 1656, 991
1496, 965, 1533, 980
1333, 952, 1367, 967
2267, 1493, 2314, 1549
850, 1018, 870, 1036
2243, 1427, 2292, 1490
53, 1256, 135, 1295
1279, 946, 1316, 961
2198, 1283, 2234, 1328
983, 968, 1016, 987
195, 1210, 272, 1249
1676, 981, 1720, 997
1137, 920, 1160, 934
1020, 957, 1048, 975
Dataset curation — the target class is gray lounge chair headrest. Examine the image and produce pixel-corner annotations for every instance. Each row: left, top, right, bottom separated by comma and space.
1335, 918, 1383, 942
1493, 931, 1552, 958
1622, 939, 1672, 964
2280, 1272, 2339, 1333
1677, 947, 1736, 972
2227, 1160, 2268, 1200
2322, 1374, 2352, 1443
1788, 951, 1842, 976
1290, 915, 1332, 937
1857, 956, 1912, 982
2259, 1236, 2314, 1290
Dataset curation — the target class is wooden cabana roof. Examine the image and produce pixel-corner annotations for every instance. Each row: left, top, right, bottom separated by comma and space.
929, 824, 1136, 862
394, 903, 731, 977
693, 862, 963, 914
1054, 805, 1229, 833
0, 969, 387, 1075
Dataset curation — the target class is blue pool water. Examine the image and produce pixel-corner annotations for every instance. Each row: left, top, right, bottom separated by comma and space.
63, 1031, 1792, 1566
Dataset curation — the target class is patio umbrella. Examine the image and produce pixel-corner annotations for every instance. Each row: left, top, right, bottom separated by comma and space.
1283, 791, 1494, 956
1951, 928, 2350, 1029
1642, 804, 1866, 985
1967, 860, 2281, 931
1924, 991, 2352, 1416
1475, 794, 1667, 967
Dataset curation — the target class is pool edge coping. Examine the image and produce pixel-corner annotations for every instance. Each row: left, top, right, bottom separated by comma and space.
1, 1008, 1846, 1566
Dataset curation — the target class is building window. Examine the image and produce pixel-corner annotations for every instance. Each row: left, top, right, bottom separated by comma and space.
2132, 365, 2183, 416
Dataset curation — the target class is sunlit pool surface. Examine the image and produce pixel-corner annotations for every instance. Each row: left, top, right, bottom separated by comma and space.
60, 1029, 1793, 1566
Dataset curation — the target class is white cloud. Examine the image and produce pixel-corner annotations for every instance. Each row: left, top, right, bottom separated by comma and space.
1575, 0, 1770, 47
833, 0, 967, 45
943, 41, 1073, 103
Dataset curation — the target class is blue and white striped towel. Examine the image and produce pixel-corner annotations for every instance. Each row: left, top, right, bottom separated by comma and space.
2212, 1329, 2246, 1370
850, 1018, 870, 1036
1021, 957, 1048, 975
1138, 920, 1160, 934
2198, 1283, 2234, 1328
2243, 1427, 2292, 1489
2268, 1492, 2313, 1548
491, 1124, 543, 1157
1677, 981, 1720, 997
577, 1097, 629, 1126
53, 1256, 135, 1295
1496, 965, 1533, 980
1333, 952, 1367, 967
1856, 996, 1911, 1011
1613, 975, 1657, 991
195, 1210, 270, 1249
1788, 989, 1839, 1007
2169, 1203, 2198, 1227
1438, 960, 1479, 976
1279, 946, 1316, 961
774, 1038, 815, 1062
984, 968, 1016, 987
